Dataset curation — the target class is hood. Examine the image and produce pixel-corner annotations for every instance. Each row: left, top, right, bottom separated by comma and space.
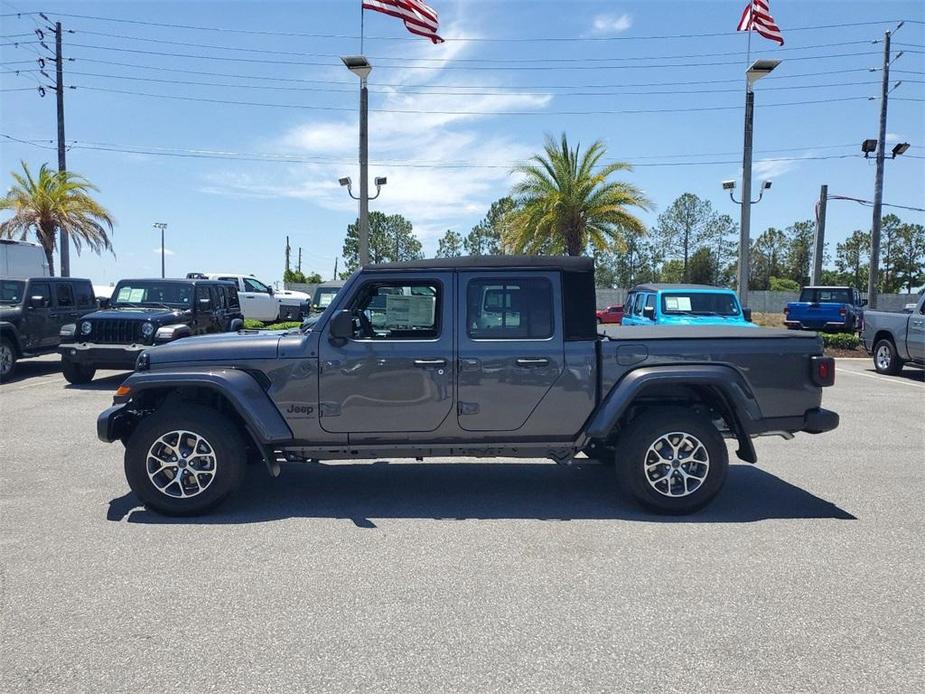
88, 307, 188, 322
665, 315, 756, 327
147, 330, 282, 365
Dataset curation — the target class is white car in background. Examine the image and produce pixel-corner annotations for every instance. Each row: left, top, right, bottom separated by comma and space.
189, 273, 280, 322
273, 288, 311, 321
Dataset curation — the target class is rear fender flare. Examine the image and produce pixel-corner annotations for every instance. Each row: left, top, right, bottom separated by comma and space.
585, 365, 762, 462
0, 323, 23, 355
120, 368, 292, 444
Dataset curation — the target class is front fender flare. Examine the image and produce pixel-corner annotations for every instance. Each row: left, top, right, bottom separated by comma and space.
117, 368, 292, 444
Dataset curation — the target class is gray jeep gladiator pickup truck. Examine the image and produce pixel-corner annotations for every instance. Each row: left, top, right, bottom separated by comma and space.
97, 256, 838, 516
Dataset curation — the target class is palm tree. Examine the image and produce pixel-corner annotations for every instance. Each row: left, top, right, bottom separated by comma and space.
0, 162, 114, 276
508, 133, 652, 256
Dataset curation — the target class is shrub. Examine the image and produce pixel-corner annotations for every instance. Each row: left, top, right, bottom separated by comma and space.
769, 276, 801, 292
822, 332, 860, 350
243, 319, 265, 330
242, 319, 302, 331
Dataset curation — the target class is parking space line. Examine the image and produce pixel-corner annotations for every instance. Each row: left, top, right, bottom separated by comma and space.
3, 376, 64, 391
835, 367, 925, 389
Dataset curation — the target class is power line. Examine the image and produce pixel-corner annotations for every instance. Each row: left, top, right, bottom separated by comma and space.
44, 12, 910, 42
64, 85, 876, 115
62, 42, 880, 70
828, 194, 925, 213
60, 58, 879, 90
67, 30, 879, 64
0, 133, 868, 169
30, 69, 883, 98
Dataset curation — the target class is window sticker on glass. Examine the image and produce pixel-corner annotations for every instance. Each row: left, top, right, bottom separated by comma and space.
665, 296, 692, 311
385, 294, 434, 327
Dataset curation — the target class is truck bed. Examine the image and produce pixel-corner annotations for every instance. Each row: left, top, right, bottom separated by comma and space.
600, 325, 816, 340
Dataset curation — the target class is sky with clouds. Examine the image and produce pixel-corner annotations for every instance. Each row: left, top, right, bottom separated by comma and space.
1, 0, 923, 286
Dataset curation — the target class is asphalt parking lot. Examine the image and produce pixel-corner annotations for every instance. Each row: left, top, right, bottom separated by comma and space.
1, 355, 923, 693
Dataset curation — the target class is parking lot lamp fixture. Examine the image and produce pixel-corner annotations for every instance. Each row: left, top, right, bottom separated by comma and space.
153, 222, 167, 278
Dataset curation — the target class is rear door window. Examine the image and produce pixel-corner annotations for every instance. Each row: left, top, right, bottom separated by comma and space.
27, 281, 50, 307
55, 283, 75, 307
226, 286, 240, 309
210, 285, 226, 309
467, 277, 553, 340
73, 282, 93, 307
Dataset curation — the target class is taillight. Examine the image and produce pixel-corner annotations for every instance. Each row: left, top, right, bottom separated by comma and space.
811, 356, 835, 386
784, 306, 790, 316
839, 307, 847, 317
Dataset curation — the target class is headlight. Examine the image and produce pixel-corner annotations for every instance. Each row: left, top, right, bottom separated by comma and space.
141, 322, 155, 338
135, 351, 150, 371
59, 323, 76, 337
80, 320, 92, 335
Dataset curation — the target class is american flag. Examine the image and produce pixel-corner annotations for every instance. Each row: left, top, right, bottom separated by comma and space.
736, 0, 784, 46
363, 0, 445, 44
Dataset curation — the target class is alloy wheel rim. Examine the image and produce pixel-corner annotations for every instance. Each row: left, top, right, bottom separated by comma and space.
146, 430, 218, 499
644, 431, 710, 498
0, 344, 12, 374
876, 345, 891, 370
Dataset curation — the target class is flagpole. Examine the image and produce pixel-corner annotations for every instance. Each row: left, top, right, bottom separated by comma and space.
745, 1, 753, 68
360, 0, 364, 54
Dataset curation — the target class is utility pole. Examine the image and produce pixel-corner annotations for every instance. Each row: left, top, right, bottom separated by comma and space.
332, 257, 339, 281
867, 30, 892, 310
737, 89, 755, 305
153, 223, 167, 278
297, 247, 302, 273
54, 21, 69, 277
812, 184, 827, 285
285, 235, 291, 273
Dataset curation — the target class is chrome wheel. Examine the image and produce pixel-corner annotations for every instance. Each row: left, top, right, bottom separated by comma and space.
644, 432, 710, 498
146, 430, 218, 498
0, 343, 13, 377
875, 344, 892, 371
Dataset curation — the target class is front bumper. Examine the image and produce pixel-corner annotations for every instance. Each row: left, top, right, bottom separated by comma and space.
97, 403, 133, 443
59, 342, 144, 370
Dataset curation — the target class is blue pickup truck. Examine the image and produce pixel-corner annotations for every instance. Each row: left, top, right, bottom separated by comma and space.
784, 286, 865, 333
621, 284, 755, 327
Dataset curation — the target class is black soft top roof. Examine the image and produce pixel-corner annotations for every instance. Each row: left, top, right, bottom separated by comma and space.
369, 255, 594, 273
116, 278, 235, 285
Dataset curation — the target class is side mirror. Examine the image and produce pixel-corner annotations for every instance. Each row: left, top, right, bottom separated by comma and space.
27, 295, 47, 309
328, 309, 355, 344
97, 297, 110, 309
742, 307, 753, 322
861, 299, 868, 307
642, 306, 656, 320
267, 286, 274, 296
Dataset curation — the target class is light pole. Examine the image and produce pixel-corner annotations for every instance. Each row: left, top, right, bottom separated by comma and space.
341, 55, 373, 266
736, 59, 780, 307
153, 222, 167, 278
339, 175, 386, 263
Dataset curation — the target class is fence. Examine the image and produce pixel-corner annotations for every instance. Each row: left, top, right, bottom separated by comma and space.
285, 282, 916, 314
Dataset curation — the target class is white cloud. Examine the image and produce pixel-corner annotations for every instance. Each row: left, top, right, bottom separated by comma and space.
202, 19, 552, 248
153, 247, 175, 256
591, 13, 632, 36
885, 132, 901, 143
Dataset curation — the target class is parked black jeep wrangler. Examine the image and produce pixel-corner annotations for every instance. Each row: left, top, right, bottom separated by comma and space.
0, 276, 96, 380
59, 278, 243, 384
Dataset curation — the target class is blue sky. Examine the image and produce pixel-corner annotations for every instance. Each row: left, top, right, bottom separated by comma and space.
1, 0, 923, 286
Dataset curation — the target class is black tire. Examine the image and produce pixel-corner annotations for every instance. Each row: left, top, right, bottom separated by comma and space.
124, 404, 247, 516
62, 359, 96, 384
873, 338, 903, 375
596, 317, 603, 325
0, 337, 16, 381
615, 407, 728, 514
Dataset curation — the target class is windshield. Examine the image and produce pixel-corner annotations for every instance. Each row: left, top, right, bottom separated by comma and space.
0, 280, 25, 304
799, 288, 852, 304
661, 292, 741, 316
313, 287, 339, 308
111, 282, 192, 308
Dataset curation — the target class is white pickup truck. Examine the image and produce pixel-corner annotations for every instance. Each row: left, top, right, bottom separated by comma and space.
194, 273, 280, 323
861, 293, 925, 374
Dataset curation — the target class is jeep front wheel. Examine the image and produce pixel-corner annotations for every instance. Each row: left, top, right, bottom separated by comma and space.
62, 359, 96, 384
616, 408, 728, 514
0, 337, 16, 381
124, 405, 246, 515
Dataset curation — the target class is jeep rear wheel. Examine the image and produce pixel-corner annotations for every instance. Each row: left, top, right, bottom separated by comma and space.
0, 338, 16, 381
62, 359, 96, 384
124, 405, 246, 516
616, 408, 728, 514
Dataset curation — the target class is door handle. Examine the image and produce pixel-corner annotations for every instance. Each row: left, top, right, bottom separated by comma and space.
516, 357, 549, 367
413, 359, 447, 367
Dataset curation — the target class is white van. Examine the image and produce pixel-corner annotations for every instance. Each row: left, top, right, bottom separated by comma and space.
0, 240, 49, 278
192, 273, 279, 322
